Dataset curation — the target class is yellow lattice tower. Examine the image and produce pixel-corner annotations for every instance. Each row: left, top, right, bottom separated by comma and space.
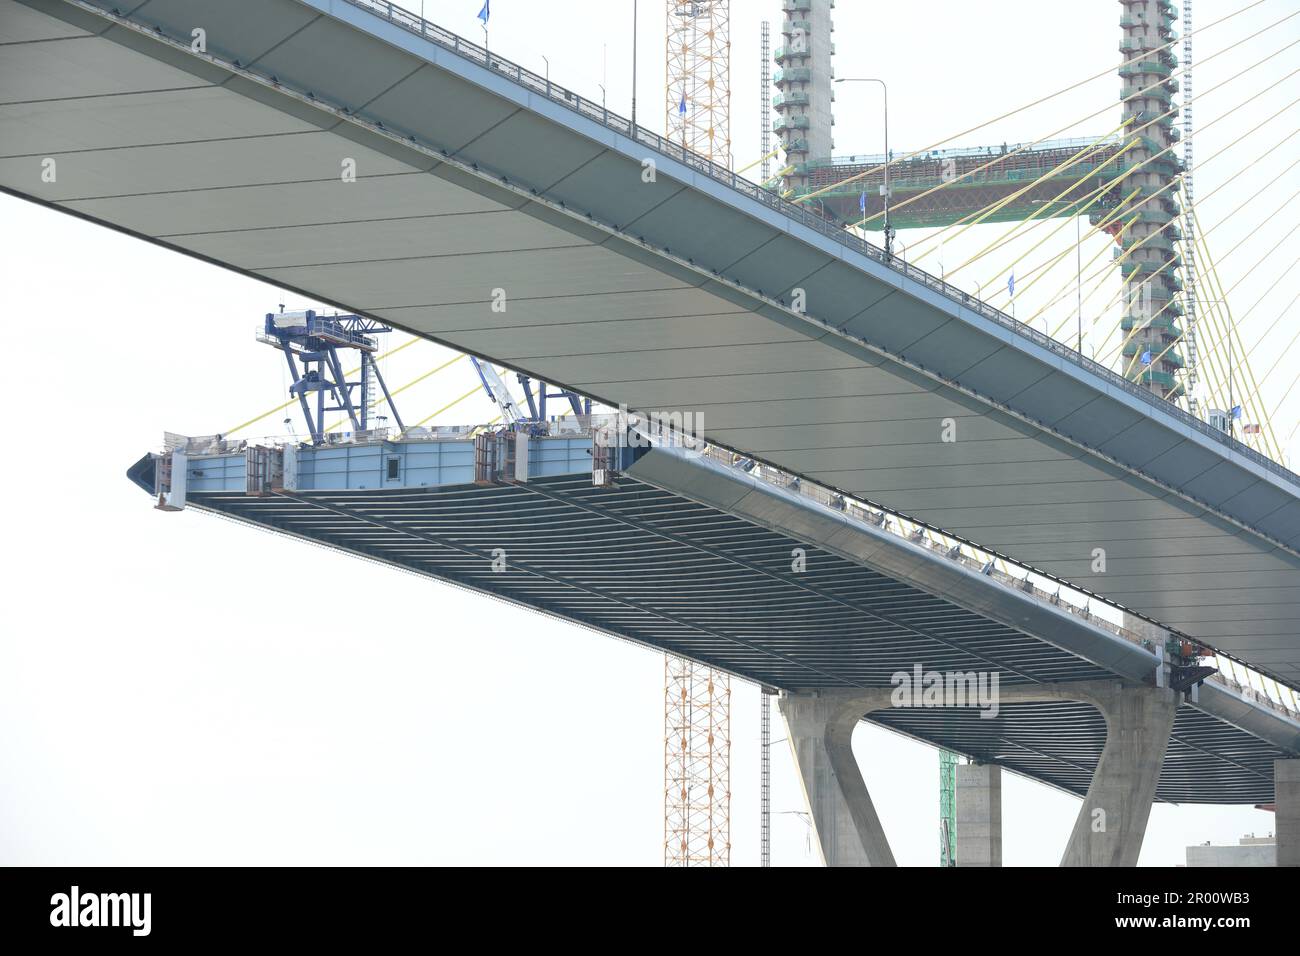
662, 0, 732, 868
664, 656, 731, 866
665, 1, 731, 168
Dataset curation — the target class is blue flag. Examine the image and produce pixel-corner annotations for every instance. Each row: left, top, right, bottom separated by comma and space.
859, 192, 867, 215
678, 91, 687, 116
478, 0, 489, 25
1007, 272, 1015, 298
1232, 405, 1243, 420
1141, 349, 1152, 366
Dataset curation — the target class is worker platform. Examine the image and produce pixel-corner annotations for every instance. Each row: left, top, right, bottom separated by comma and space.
793, 138, 1132, 230
129, 419, 1299, 806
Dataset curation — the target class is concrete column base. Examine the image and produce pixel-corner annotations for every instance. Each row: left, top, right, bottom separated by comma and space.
779, 689, 895, 866
1277, 759, 1300, 867
956, 763, 1001, 866
1059, 683, 1178, 867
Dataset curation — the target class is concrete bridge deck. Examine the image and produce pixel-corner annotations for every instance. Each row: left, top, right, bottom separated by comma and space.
6, 0, 1300, 690
130, 429, 1300, 806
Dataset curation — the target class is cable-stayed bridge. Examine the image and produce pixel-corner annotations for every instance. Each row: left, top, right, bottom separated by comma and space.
4, 0, 1300, 865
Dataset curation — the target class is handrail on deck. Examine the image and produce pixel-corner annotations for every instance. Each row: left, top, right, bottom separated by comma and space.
341, 0, 1296, 490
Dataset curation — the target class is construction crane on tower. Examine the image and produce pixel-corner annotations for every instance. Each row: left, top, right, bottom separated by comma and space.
663, 0, 732, 868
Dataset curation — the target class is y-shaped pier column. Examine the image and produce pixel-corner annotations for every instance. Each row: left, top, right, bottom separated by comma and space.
779, 689, 895, 866
781, 681, 1177, 867
1058, 683, 1178, 866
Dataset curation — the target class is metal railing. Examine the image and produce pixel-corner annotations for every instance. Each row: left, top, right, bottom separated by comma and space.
689, 439, 1300, 719
161, 412, 1300, 716
341, 0, 1298, 491
819, 135, 1128, 168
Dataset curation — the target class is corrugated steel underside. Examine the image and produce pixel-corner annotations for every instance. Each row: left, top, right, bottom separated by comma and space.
183, 473, 1287, 803
6, 0, 1300, 687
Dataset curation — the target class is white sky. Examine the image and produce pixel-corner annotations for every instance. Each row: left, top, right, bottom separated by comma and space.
1, 0, 1294, 865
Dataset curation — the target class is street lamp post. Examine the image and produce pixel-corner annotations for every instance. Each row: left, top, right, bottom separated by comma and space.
631, 0, 638, 132
1076, 213, 1083, 353
836, 77, 893, 257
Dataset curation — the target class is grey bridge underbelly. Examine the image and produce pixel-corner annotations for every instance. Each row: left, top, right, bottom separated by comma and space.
6, 0, 1300, 686
132, 438, 1297, 804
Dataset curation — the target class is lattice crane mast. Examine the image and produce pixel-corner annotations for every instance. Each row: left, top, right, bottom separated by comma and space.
664, 0, 732, 868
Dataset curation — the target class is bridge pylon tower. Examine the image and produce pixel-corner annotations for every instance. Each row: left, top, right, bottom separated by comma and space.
1111, 0, 1185, 400
772, 0, 834, 196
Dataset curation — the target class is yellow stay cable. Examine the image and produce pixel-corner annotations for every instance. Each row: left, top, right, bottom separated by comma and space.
224, 334, 421, 436
998, 189, 1139, 307
1076, 127, 1300, 357
795, 0, 1276, 208
1180, 209, 1259, 438
320, 354, 466, 433
737, 149, 781, 176
912, 152, 1123, 276
412, 384, 492, 428
910, 124, 1132, 268
1038, 88, 1300, 347
1123, 242, 1299, 381
1267, 328, 1300, 444
966, 119, 1190, 305
1189, 236, 1284, 460
840, 14, 1300, 232
907, 130, 1127, 263
991, 43, 1300, 305
1199, 255, 1300, 391
1017, 185, 1175, 313
1135, 222, 1298, 460
1247, 290, 1300, 394
1216, 286, 1300, 457
1110, 214, 1300, 375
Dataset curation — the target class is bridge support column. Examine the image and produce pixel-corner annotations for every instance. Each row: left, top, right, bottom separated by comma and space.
1277, 759, 1300, 867
1061, 683, 1178, 867
779, 690, 895, 866
956, 763, 1001, 867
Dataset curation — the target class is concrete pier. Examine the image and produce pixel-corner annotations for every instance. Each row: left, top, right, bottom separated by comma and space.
1059, 683, 1178, 867
781, 681, 1177, 867
956, 764, 1002, 867
1278, 759, 1300, 867
779, 690, 895, 866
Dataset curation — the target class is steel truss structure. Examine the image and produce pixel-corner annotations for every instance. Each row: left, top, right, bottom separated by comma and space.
666, 1, 731, 168
664, 656, 731, 866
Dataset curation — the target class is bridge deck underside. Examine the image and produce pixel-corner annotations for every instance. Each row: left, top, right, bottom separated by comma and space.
184, 473, 1286, 804
5, 0, 1300, 688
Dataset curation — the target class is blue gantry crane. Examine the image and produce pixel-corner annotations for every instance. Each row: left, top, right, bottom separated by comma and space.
259, 309, 404, 444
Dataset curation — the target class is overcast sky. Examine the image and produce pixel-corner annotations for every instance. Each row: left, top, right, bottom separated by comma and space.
1, 0, 1294, 865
